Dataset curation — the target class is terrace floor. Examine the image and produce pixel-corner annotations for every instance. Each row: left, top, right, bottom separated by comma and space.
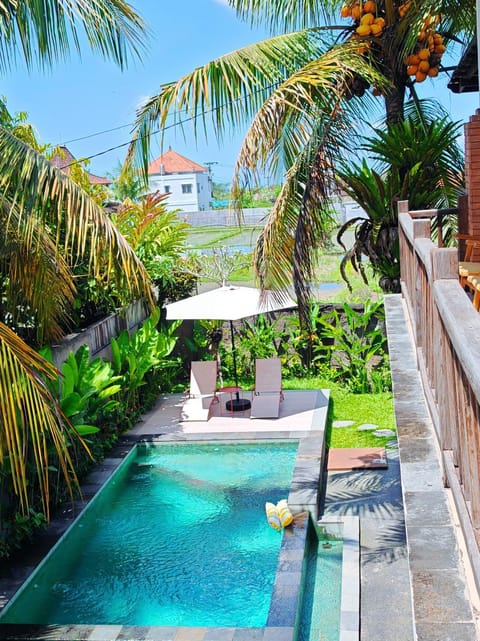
129, 388, 329, 438
0, 294, 479, 640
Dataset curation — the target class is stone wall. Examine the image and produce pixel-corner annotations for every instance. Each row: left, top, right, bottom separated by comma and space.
50, 299, 149, 368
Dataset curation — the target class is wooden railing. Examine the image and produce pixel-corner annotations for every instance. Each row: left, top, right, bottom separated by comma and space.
398, 200, 480, 588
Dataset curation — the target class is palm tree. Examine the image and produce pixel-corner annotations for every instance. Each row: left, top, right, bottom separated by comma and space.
337, 103, 465, 291
0, 1, 151, 519
126, 0, 473, 316
107, 162, 146, 202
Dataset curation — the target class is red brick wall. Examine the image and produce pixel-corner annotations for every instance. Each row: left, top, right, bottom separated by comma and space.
465, 111, 480, 236
464, 111, 480, 259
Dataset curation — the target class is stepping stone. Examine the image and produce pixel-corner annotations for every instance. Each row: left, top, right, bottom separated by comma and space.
372, 429, 396, 437
332, 420, 355, 428
327, 447, 388, 470
387, 439, 398, 448
357, 423, 378, 431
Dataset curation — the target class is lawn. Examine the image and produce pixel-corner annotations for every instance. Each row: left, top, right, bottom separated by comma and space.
285, 376, 396, 450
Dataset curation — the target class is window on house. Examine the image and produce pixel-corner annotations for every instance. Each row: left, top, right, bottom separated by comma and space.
182, 183, 193, 194
164, 185, 171, 193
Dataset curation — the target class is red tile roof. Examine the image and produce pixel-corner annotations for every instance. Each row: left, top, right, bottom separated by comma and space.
49, 146, 111, 185
148, 147, 207, 175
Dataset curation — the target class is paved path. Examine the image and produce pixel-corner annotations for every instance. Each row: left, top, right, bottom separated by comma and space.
383, 294, 479, 641
323, 448, 415, 641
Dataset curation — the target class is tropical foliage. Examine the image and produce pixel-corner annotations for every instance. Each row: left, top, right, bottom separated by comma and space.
0, 1, 150, 525
126, 0, 473, 316
1, 310, 180, 559
114, 190, 198, 305
107, 162, 146, 202
336, 105, 465, 291
110, 308, 181, 418
190, 301, 390, 393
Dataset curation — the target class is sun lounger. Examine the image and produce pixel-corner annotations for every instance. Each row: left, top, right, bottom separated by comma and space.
181, 360, 218, 421
250, 357, 283, 419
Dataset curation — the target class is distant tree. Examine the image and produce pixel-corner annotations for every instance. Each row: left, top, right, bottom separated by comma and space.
108, 162, 145, 202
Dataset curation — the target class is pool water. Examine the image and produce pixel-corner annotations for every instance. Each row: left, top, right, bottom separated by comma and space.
1, 441, 298, 627
296, 526, 343, 641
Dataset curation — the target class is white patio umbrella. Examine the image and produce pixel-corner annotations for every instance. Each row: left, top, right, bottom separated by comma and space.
165, 285, 297, 410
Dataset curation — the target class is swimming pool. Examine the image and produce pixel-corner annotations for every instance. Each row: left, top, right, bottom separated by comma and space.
0, 441, 298, 627
296, 522, 344, 641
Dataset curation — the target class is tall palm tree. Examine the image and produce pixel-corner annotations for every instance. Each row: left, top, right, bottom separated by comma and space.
126, 0, 473, 317
0, 1, 151, 519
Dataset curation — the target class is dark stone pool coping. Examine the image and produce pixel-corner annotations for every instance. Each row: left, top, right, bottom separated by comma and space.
0, 393, 360, 641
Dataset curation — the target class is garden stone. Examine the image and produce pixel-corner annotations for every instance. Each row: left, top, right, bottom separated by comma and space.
357, 423, 379, 431
332, 420, 355, 428
373, 429, 396, 437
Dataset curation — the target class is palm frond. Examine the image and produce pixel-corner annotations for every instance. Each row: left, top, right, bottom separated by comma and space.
363, 108, 465, 207
395, 0, 475, 67
125, 29, 329, 176
0, 321, 82, 518
0, 199, 75, 344
0, 0, 147, 73
0, 126, 154, 309
114, 191, 190, 258
253, 114, 344, 320
230, 0, 341, 32
337, 160, 399, 223
231, 42, 388, 195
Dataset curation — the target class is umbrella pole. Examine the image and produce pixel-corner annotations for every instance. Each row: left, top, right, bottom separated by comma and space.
230, 320, 239, 390
226, 320, 251, 412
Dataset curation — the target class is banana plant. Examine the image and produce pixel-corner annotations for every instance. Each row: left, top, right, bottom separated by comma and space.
40, 345, 122, 436
315, 300, 388, 393
110, 308, 181, 413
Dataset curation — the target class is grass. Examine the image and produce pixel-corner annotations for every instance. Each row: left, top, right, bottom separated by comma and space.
186, 226, 383, 302
284, 376, 396, 450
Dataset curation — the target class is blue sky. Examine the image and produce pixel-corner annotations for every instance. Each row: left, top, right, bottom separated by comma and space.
2, 0, 479, 184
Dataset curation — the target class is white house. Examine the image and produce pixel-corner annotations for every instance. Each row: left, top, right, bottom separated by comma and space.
147, 147, 212, 212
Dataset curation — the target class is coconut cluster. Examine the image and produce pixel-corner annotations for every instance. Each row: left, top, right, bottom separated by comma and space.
340, 2, 446, 92
404, 14, 445, 83
341, 1, 385, 37
340, 1, 385, 97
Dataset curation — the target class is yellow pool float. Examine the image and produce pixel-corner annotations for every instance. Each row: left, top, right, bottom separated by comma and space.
276, 499, 293, 527
265, 502, 281, 531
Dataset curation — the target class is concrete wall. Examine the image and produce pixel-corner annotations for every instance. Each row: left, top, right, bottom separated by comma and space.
50, 299, 149, 368
149, 171, 212, 212
174, 199, 366, 228
177, 207, 270, 227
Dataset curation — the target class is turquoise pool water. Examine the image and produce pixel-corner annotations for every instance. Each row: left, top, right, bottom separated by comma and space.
1, 441, 298, 627
296, 525, 343, 641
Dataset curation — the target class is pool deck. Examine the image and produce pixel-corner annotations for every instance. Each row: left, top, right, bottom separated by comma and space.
1, 296, 480, 640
